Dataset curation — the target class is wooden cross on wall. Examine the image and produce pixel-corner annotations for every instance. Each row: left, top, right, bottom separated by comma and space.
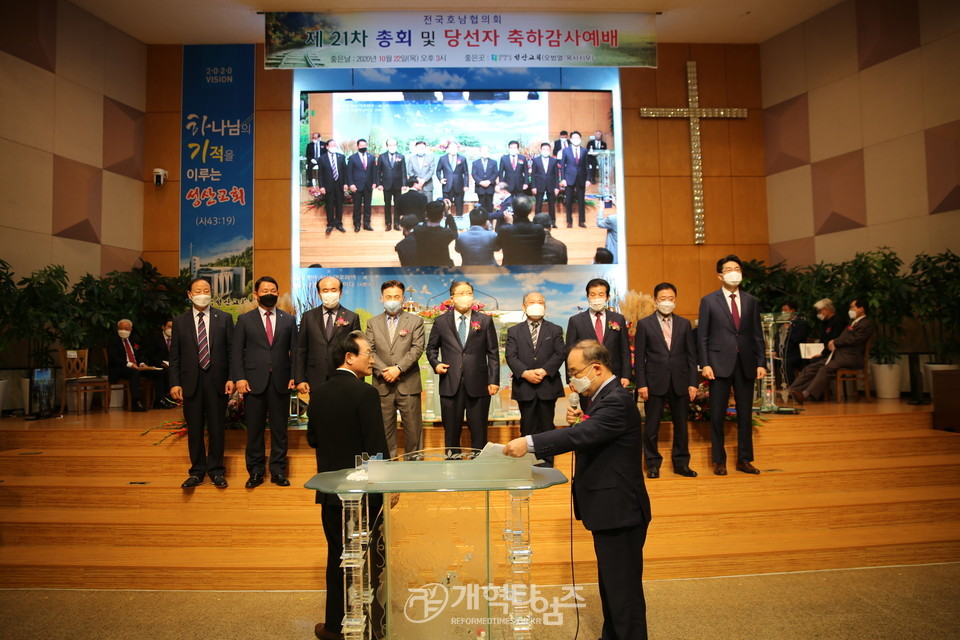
640, 61, 747, 244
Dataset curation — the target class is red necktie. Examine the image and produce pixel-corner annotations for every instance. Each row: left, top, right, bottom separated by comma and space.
511, 157, 517, 170
361, 153, 367, 169
123, 339, 136, 365
265, 310, 274, 345
594, 312, 603, 341
662, 316, 672, 349
730, 294, 741, 329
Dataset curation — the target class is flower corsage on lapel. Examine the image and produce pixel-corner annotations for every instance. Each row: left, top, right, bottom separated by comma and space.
607, 321, 621, 331
471, 321, 481, 332
398, 328, 409, 337
335, 316, 349, 327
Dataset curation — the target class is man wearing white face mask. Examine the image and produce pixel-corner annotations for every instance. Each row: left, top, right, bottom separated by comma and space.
106, 318, 149, 412
365, 280, 425, 458
634, 283, 698, 478
426, 280, 500, 456
170, 278, 235, 489
505, 292, 566, 467
789, 298, 874, 404
502, 340, 650, 640
295, 276, 362, 398
565, 278, 632, 388
698, 255, 766, 476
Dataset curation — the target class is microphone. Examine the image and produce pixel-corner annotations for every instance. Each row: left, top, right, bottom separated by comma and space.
568, 392, 579, 411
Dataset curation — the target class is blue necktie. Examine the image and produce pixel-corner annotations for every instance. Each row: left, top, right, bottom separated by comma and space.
458, 315, 467, 347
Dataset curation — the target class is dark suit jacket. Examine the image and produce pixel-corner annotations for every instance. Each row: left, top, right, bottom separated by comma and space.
305, 139, 324, 165
471, 158, 498, 195
777, 316, 809, 362
541, 235, 568, 265
498, 154, 528, 193
552, 138, 569, 156
413, 225, 455, 267
828, 317, 875, 369
634, 313, 698, 396
294, 305, 361, 391
106, 333, 145, 382
566, 310, 631, 380
318, 152, 347, 191
496, 221, 545, 265
560, 145, 589, 186
697, 288, 765, 378
436, 154, 468, 194
230, 308, 298, 395
533, 379, 650, 532
378, 152, 406, 191
506, 320, 565, 401
820, 313, 847, 344
397, 189, 428, 219
306, 370, 390, 505
345, 151, 377, 190
426, 310, 500, 397
455, 226, 499, 266
530, 155, 560, 192
145, 332, 171, 367
395, 233, 418, 267
169, 307, 234, 397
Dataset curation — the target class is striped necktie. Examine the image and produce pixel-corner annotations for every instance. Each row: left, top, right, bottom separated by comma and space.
197, 312, 210, 370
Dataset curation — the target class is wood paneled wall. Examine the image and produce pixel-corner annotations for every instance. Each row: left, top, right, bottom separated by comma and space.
142, 43, 769, 313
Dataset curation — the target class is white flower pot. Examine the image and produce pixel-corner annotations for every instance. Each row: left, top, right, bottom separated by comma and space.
871, 363, 902, 399
923, 363, 959, 399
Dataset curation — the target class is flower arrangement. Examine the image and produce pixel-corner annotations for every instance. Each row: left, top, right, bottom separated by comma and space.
417, 299, 499, 319
141, 392, 248, 445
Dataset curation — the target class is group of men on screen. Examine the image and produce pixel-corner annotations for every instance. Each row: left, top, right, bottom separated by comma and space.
304, 131, 610, 235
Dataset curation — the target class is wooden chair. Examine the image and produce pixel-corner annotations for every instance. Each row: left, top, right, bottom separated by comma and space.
834, 336, 874, 403
102, 348, 155, 410
59, 348, 111, 414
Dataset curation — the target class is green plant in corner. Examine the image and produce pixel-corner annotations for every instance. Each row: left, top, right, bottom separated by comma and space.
0, 260, 19, 365
908, 250, 960, 364
840, 248, 910, 365
15, 265, 72, 368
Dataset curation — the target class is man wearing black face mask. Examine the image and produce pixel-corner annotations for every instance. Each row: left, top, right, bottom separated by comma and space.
230, 276, 299, 488
346, 138, 377, 232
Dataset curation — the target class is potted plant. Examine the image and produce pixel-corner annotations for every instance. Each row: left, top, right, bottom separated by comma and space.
908, 250, 960, 397
0, 259, 18, 415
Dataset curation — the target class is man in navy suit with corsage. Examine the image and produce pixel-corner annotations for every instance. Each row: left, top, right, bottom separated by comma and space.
698, 255, 766, 476
295, 276, 362, 398
565, 278, 631, 388
426, 280, 500, 455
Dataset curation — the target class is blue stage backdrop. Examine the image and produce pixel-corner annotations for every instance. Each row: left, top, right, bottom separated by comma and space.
180, 44, 255, 300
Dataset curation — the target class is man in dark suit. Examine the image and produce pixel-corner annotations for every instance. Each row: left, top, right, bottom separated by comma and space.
566, 278, 631, 387
306, 331, 390, 640
498, 140, 529, 199
503, 340, 651, 640
777, 300, 809, 384
413, 201, 456, 267
295, 276, 362, 398
552, 130, 569, 157
471, 145, 498, 215
397, 176, 429, 221
305, 132, 324, 187
230, 276, 298, 489
145, 318, 175, 407
698, 255, 767, 476
436, 140, 469, 217
635, 283, 699, 478
106, 318, 148, 412
534, 213, 568, 265
455, 207, 499, 266
394, 214, 419, 267
790, 298, 874, 404
426, 280, 500, 455
346, 138, 377, 232
496, 195, 545, 265
170, 277, 235, 489
365, 280, 425, 458
586, 129, 608, 182
505, 292, 565, 467
318, 139, 347, 234
559, 131, 591, 228
377, 138, 406, 231
811, 298, 847, 364
530, 142, 561, 226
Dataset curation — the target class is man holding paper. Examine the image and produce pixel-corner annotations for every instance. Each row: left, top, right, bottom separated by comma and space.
503, 339, 650, 640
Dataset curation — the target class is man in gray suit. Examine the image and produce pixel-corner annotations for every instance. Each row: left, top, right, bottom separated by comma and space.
365, 280, 425, 458
295, 276, 362, 397
231, 276, 298, 488
407, 140, 437, 202
698, 255, 766, 476
634, 283, 698, 479
790, 298, 874, 404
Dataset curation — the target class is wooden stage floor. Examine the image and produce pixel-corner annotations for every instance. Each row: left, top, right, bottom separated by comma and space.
1, 398, 958, 591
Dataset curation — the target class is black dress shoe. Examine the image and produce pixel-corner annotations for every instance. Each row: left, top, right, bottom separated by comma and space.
181, 476, 203, 488
245, 473, 264, 488
713, 463, 727, 476
211, 475, 228, 488
791, 389, 805, 405
314, 623, 344, 640
354, 226, 361, 232
336, 225, 346, 233
674, 466, 698, 477
363, 225, 374, 231
271, 474, 291, 487
132, 401, 148, 412
325, 227, 333, 235
736, 460, 761, 475
647, 468, 660, 479
578, 222, 587, 228
385, 224, 392, 231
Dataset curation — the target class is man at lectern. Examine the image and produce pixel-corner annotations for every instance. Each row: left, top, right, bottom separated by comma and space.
307, 331, 390, 640
503, 340, 650, 640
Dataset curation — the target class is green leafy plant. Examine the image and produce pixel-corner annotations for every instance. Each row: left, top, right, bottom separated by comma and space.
14, 265, 72, 367
0, 260, 19, 365
908, 250, 960, 364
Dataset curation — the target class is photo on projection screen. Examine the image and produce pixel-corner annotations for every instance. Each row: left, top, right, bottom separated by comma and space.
296, 90, 619, 269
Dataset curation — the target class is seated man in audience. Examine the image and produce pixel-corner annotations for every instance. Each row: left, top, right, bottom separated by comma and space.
397, 176, 429, 222
790, 298, 874, 404
106, 319, 149, 412
456, 207, 500, 266
812, 298, 847, 360
394, 214, 420, 267
413, 200, 456, 267
146, 318, 176, 407
593, 247, 614, 264
496, 195, 545, 265
777, 300, 808, 385
534, 213, 568, 265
